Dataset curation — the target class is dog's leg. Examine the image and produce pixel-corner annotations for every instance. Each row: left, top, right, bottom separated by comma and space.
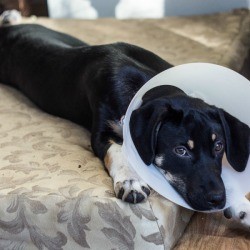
91, 115, 150, 203
223, 173, 250, 229
224, 196, 250, 229
104, 141, 150, 203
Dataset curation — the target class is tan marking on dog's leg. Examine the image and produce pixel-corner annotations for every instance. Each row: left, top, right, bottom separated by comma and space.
104, 140, 116, 172
104, 153, 112, 172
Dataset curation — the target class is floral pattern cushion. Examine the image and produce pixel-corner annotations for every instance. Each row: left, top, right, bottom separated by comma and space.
0, 85, 192, 249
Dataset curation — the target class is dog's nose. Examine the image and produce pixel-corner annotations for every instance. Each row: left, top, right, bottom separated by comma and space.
206, 191, 225, 208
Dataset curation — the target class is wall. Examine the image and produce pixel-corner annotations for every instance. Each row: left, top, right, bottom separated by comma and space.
164, 0, 250, 16
47, 0, 250, 19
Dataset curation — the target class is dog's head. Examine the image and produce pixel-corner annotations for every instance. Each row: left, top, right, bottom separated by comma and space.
130, 86, 250, 211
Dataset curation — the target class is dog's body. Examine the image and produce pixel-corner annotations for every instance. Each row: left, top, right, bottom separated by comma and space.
0, 15, 249, 228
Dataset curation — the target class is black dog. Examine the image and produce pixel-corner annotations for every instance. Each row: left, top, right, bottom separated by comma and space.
0, 19, 249, 218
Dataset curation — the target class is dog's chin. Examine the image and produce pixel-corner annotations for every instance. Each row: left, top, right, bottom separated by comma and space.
188, 200, 225, 212
169, 182, 226, 211
173, 187, 226, 211
185, 195, 226, 212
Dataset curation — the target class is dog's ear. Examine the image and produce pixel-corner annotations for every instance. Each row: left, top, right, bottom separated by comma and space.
219, 109, 250, 172
130, 100, 169, 165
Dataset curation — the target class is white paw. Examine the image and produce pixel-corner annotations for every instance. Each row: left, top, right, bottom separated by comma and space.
114, 177, 150, 203
224, 199, 250, 229
105, 142, 150, 203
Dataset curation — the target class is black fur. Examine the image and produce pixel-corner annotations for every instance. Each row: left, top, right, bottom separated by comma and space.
0, 24, 249, 210
130, 86, 249, 210
0, 24, 170, 159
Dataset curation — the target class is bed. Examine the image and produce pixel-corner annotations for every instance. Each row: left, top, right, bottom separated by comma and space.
0, 9, 249, 249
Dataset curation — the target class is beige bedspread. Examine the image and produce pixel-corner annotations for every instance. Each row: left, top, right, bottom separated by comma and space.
0, 9, 249, 249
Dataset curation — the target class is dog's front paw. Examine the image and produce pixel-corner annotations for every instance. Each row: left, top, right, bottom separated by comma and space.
105, 142, 150, 204
224, 199, 250, 229
114, 179, 150, 203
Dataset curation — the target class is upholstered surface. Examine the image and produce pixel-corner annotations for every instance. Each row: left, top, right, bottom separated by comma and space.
0, 84, 192, 249
0, 9, 249, 249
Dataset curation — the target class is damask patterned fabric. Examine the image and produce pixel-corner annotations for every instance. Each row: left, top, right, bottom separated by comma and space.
0, 85, 191, 249
0, 9, 249, 250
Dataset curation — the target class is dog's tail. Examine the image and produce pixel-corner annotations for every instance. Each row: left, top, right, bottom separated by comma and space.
0, 10, 22, 26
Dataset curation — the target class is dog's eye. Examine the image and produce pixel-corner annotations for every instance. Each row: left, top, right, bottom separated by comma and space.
214, 141, 224, 152
174, 146, 190, 157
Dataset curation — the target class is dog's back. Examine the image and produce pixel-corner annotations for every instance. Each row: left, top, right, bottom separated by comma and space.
0, 23, 171, 128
